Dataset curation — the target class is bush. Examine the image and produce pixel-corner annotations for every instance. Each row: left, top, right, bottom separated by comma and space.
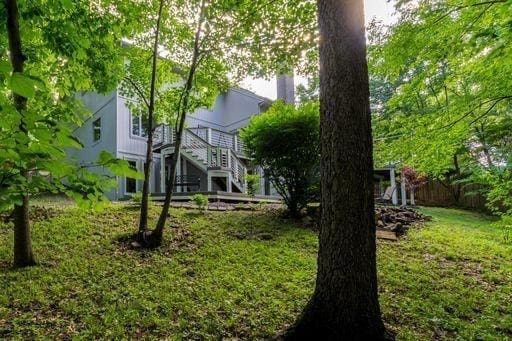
241, 101, 320, 217
246, 174, 260, 197
471, 167, 512, 243
131, 191, 143, 204
191, 194, 208, 211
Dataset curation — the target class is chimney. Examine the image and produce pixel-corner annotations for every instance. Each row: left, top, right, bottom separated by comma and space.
276, 74, 295, 105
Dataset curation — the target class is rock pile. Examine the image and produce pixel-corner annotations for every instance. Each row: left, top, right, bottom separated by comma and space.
375, 206, 430, 236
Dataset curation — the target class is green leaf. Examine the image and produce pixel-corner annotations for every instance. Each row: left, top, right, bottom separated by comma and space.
60, 0, 74, 10
0, 60, 12, 75
9, 73, 37, 98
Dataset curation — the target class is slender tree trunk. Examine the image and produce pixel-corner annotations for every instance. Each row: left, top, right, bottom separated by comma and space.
287, 0, 388, 338
151, 122, 185, 244
452, 154, 461, 204
13, 194, 35, 267
152, 59, 198, 241
138, 0, 165, 237
147, 1, 206, 247
5, 0, 36, 267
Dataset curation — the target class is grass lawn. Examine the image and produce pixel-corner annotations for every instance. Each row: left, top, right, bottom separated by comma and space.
1, 204, 511, 339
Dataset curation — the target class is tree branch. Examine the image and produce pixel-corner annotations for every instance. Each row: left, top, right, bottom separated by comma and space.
123, 76, 150, 108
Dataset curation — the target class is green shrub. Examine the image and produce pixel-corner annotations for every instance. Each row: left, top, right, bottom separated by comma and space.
191, 194, 208, 211
131, 191, 143, 204
246, 174, 260, 197
241, 101, 320, 217
471, 167, 512, 243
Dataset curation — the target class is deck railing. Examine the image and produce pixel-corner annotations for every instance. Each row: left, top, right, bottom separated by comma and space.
182, 129, 209, 162
154, 124, 247, 191
188, 127, 246, 156
153, 125, 172, 146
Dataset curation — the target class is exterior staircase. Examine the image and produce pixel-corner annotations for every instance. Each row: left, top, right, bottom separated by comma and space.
154, 125, 247, 193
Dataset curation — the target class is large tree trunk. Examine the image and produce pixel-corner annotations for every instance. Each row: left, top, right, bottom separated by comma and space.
138, 0, 165, 237
6, 0, 36, 267
287, 0, 388, 338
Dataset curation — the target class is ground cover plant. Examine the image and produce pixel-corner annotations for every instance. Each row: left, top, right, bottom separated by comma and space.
0, 204, 510, 339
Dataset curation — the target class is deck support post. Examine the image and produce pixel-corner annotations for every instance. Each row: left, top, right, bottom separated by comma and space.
182, 159, 188, 193
389, 167, 398, 205
176, 154, 182, 193
401, 178, 407, 207
207, 172, 212, 191
227, 173, 232, 193
160, 153, 166, 193
207, 128, 212, 145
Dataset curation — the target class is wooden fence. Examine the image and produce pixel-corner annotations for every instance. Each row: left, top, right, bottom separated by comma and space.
415, 180, 488, 211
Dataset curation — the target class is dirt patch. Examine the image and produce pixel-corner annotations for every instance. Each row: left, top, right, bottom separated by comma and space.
0, 301, 81, 339
425, 254, 499, 292
115, 220, 198, 258
229, 230, 275, 241
1, 206, 60, 224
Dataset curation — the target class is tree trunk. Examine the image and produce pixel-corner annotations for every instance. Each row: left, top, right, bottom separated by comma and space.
6, 0, 36, 267
147, 2, 206, 247
452, 154, 461, 204
287, 0, 388, 338
151, 133, 183, 244
138, 0, 165, 237
13, 194, 36, 267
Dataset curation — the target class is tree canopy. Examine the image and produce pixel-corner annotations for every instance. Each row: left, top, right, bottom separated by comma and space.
370, 0, 512, 177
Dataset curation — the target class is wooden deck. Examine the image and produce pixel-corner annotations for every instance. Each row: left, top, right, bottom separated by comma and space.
151, 191, 282, 203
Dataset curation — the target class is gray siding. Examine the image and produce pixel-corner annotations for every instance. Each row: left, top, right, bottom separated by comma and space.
115, 95, 159, 198
69, 91, 118, 199
187, 89, 268, 132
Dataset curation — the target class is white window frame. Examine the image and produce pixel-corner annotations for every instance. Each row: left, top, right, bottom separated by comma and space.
130, 112, 148, 139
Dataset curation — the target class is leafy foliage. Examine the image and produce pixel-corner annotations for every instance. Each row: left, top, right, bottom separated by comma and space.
142, 0, 318, 240
191, 193, 208, 211
402, 166, 428, 191
470, 166, 512, 238
241, 101, 320, 216
0, 0, 141, 212
368, 0, 512, 216
245, 174, 260, 197
370, 0, 512, 178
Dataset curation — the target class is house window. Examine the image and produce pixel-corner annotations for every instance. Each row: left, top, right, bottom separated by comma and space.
131, 113, 149, 138
93, 118, 101, 142
125, 161, 137, 194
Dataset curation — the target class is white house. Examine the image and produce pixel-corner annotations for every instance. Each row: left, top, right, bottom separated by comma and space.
70, 76, 296, 201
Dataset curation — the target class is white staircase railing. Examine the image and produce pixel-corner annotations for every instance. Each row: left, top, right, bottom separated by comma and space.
154, 125, 246, 192
230, 151, 246, 190
188, 127, 246, 156
153, 125, 172, 146
182, 129, 208, 162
